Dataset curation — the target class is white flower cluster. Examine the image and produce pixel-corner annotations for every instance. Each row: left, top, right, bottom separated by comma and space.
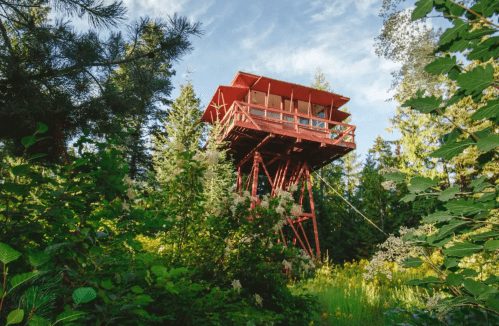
363, 225, 428, 281
254, 293, 263, 307
232, 279, 242, 293
297, 249, 316, 273
290, 203, 302, 218
378, 166, 400, 175
282, 259, 292, 270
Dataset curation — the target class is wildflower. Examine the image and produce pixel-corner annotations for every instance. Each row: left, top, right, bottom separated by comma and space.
282, 260, 292, 270
349, 314, 353, 318
260, 199, 269, 209
254, 293, 263, 307
275, 205, 285, 215
232, 279, 242, 293
289, 184, 298, 192
290, 203, 302, 217
127, 187, 136, 199
122, 199, 130, 211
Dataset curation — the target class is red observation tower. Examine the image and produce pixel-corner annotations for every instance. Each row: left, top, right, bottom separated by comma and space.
202, 72, 356, 259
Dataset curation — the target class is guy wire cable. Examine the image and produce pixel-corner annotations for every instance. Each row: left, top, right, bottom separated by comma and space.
316, 174, 388, 236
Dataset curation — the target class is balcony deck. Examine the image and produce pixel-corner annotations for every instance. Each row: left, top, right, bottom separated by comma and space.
215, 101, 356, 174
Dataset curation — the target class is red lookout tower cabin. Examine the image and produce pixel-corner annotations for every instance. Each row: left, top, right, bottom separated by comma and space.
202, 72, 356, 260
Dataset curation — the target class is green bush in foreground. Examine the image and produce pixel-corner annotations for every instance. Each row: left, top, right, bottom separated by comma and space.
0, 124, 316, 325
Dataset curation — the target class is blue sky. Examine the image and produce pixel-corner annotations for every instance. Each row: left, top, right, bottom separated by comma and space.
67, 0, 437, 159
149, 0, 405, 159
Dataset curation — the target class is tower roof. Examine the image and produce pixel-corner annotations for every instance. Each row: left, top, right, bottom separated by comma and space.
202, 71, 350, 124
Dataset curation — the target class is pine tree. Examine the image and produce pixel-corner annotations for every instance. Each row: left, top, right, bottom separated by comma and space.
0, 0, 201, 162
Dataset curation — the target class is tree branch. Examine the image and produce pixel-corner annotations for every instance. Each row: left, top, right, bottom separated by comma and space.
449, 0, 499, 29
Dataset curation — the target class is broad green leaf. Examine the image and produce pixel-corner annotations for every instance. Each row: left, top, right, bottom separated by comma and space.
439, 19, 470, 46
406, 276, 442, 286
44, 243, 70, 253
28, 153, 48, 161
401, 193, 416, 202
131, 285, 144, 294
54, 310, 85, 324
444, 257, 459, 269
438, 186, 459, 201
412, 0, 434, 20
27, 315, 50, 326
443, 242, 483, 257
445, 198, 482, 215
461, 269, 478, 277
408, 176, 437, 193
425, 55, 457, 75
484, 240, 499, 251
478, 192, 495, 202
434, 220, 470, 240
446, 1, 465, 16
73, 158, 89, 167
465, 26, 496, 40
11, 272, 38, 290
486, 297, 499, 311
383, 172, 406, 183
463, 279, 499, 300
485, 275, 499, 285
0, 243, 21, 264
35, 122, 48, 134
11, 164, 31, 176
151, 265, 169, 278
477, 134, 499, 152
22, 136, 36, 147
100, 279, 114, 290
457, 64, 494, 96
427, 234, 452, 247
468, 36, 499, 61
471, 176, 487, 188
28, 251, 50, 267
403, 96, 442, 113
430, 138, 474, 160
446, 273, 464, 286
481, 0, 499, 16
472, 99, 499, 120
72, 287, 96, 304
422, 211, 456, 223
404, 257, 423, 268
471, 231, 499, 241
473, 182, 493, 193
7, 309, 24, 325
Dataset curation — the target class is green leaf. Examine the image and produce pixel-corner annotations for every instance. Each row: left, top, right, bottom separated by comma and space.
401, 193, 417, 202
472, 99, 499, 120
471, 176, 487, 188
72, 287, 97, 304
446, 273, 464, 286
446, 1, 465, 16
11, 272, 38, 290
404, 257, 423, 268
28, 251, 50, 267
463, 279, 499, 300
0, 243, 21, 264
461, 269, 478, 277
484, 240, 499, 251
27, 153, 48, 161
11, 164, 31, 176
36, 122, 48, 134
131, 285, 144, 294
434, 220, 470, 240
422, 211, 456, 223
403, 96, 442, 113
22, 136, 36, 148
457, 64, 494, 96
471, 231, 499, 241
406, 276, 442, 286
55, 310, 85, 324
445, 198, 482, 215
27, 315, 50, 326
468, 36, 499, 61
100, 279, 114, 290
438, 186, 460, 201
439, 19, 470, 46
412, 0, 434, 20
151, 265, 169, 278
383, 172, 406, 183
481, 0, 499, 16
443, 242, 483, 257
7, 309, 24, 325
430, 138, 474, 160
477, 134, 499, 152
408, 176, 437, 193
427, 234, 453, 247
444, 257, 459, 269
425, 55, 457, 75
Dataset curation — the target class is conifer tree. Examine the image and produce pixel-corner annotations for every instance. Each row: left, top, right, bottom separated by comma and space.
0, 0, 201, 162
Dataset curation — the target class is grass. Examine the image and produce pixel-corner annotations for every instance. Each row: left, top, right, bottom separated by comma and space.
291, 258, 433, 326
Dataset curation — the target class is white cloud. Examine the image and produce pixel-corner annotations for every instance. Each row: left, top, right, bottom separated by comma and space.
239, 23, 276, 49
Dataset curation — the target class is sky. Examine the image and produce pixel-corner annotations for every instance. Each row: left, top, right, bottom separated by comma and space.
62, 0, 436, 161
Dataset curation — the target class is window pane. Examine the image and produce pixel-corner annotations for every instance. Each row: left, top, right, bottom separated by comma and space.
297, 100, 308, 115
312, 104, 325, 117
251, 90, 266, 106
299, 118, 310, 125
313, 120, 325, 128
251, 108, 265, 116
268, 94, 281, 108
267, 111, 280, 119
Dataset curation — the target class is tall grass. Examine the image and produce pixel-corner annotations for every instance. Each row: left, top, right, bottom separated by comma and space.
291, 258, 432, 326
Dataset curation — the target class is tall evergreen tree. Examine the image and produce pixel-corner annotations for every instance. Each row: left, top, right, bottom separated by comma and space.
0, 0, 201, 162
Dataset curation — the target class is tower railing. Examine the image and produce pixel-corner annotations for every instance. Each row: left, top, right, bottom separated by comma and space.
215, 101, 356, 146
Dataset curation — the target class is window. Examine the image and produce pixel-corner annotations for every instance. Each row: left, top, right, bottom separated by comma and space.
266, 111, 280, 119
251, 108, 265, 116
297, 100, 309, 115
312, 104, 325, 118
250, 90, 266, 106
283, 114, 294, 126
268, 94, 281, 108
